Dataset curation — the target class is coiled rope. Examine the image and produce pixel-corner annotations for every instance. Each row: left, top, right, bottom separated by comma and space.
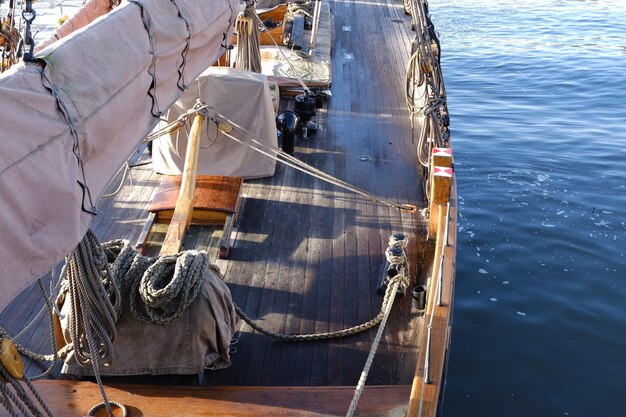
64, 229, 122, 417
406, 0, 450, 169
101, 239, 212, 325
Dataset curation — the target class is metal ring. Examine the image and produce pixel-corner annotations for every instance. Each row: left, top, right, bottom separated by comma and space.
86, 401, 128, 417
21, 10, 36, 23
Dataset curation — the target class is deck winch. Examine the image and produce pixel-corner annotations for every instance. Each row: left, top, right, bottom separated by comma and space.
293, 92, 323, 137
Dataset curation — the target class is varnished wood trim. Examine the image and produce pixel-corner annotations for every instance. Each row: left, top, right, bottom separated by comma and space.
33, 381, 411, 417
407, 179, 457, 417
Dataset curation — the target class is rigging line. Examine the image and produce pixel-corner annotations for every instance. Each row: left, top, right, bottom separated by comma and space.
0, 366, 54, 417
142, 104, 416, 212
100, 162, 133, 199
210, 111, 416, 213
252, 9, 311, 94
405, 49, 429, 115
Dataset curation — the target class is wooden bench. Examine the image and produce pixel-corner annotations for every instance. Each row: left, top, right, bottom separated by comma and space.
137, 175, 243, 259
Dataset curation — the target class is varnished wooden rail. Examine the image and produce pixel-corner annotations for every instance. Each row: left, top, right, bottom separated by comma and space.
407, 149, 457, 417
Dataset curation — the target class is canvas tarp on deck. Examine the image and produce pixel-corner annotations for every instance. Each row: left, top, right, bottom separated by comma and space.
152, 67, 278, 178
0, 0, 237, 312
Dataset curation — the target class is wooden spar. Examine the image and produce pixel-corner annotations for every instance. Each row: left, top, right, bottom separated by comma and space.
159, 113, 205, 256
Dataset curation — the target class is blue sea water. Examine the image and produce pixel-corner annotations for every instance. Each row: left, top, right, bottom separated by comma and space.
433, 1, 626, 416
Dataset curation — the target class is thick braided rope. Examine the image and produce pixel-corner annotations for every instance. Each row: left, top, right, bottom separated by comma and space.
345, 276, 405, 417
0, 327, 72, 364
0, 276, 66, 367
385, 247, 408, 266
99, 240, 210, 325
134, 251, 207, 325
234, 274, 409, 342
388, 234, 409, 249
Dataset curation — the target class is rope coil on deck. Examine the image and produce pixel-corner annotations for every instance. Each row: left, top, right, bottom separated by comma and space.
98, 238, 219, 326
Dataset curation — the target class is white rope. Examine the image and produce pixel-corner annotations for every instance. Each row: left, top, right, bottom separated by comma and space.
142, 104, 416, 212
345, 275, 406, 417
210, 110, 416, 212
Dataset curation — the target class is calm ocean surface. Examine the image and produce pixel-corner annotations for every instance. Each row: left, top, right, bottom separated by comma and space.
433, 1, 626, 416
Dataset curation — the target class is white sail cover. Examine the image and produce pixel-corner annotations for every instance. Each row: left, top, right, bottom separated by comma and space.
152, 66, 278, 178
0, 0, 237, 312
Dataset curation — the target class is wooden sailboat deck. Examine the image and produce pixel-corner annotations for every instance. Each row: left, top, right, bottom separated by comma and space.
1, 0, 428, 391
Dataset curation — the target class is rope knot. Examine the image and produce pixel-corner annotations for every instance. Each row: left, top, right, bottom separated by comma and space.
389, 273, 410, 293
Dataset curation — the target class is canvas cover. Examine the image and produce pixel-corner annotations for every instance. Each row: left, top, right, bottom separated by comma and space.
0, 0, 237, 312
59, 265, 238, 376
152, 67, 278, 178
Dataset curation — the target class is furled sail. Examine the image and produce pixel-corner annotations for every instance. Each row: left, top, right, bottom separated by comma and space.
0, 0, 237, 311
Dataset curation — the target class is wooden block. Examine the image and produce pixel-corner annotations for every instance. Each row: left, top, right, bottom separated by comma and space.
135, 212, 156, 253
218, 213, 234, 259
430, 167, 453, 205
428, 148, 452, 205
431, 147, 452, 168
428, 167, 453, 240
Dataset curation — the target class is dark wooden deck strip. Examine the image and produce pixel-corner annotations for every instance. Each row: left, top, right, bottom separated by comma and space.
0, 0, 425, 389
207, 0, 423, 387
